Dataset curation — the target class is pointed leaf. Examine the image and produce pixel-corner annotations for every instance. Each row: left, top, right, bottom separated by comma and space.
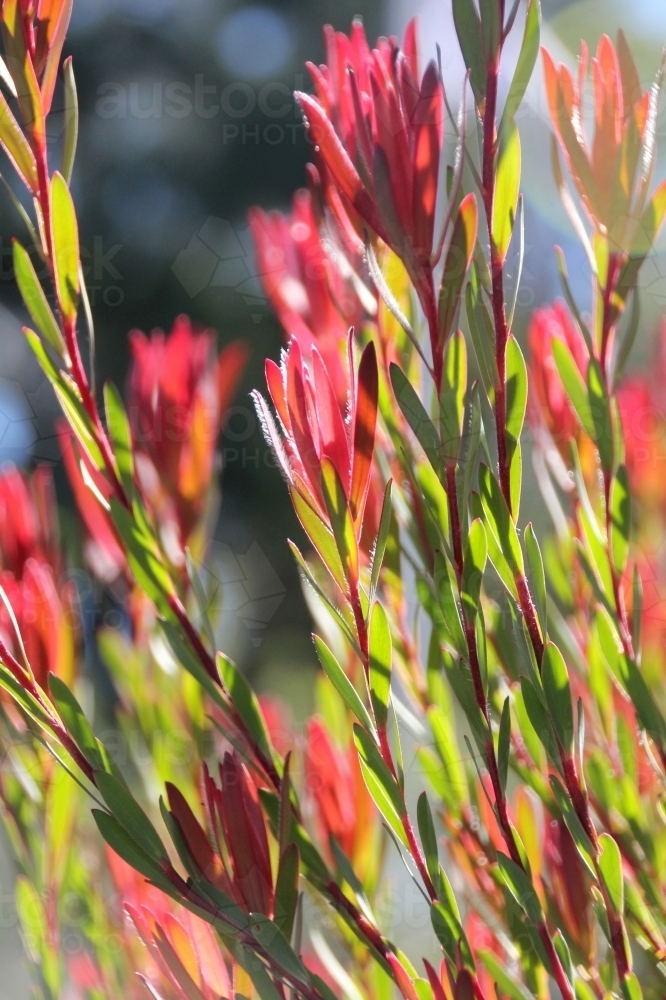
492, 118, 521, 264
95, 770, 169, 865
313, 635, 374, 734
50, 171, 80, 321
438, 193, 478, 348
390, 363, 442, 476
321, 457, 359, 592
542, 642, 573, 754
369, 601, 392, 731
461, 517, 487, 620
440, 330, 467, 464
13, 240, 65, 358
598, 832, 624, 915
501, 0, 541, 128
353, 724, 407, 846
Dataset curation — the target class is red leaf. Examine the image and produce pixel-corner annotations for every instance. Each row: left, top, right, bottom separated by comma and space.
219, 753, 273, 916
412, 61, 443, 260
166, 783, 225, 888
423, 959, 448, 1000
349, 341, 378, 525
312, 347, 351, 491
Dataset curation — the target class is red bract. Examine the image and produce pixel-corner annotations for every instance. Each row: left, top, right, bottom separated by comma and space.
0, 466, 75, 689
253, 336, 378, 541
543, 32, 666, 248
296, 20, 443, 288
249, 188, 370, 403
0, 464, 56, 574
127, 316, 247, 552
304, 717, 375, 867
167, 753, 273, 917
527, 301, 589, 458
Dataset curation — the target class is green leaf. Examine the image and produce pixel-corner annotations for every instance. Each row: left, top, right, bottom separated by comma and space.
313, 635, 374, 734
478, 0, 500, 64
461, 518, 487, 621
442, 653, 488, 759
500, 0, 541, 129
109, 498, 175, 615
438, 195, 478, 349
621, 972, 643, 1000
0, 662, 52, 729
50, 171, 80, 321
291, 489, 347, 596
497, 696, 511, 794
598, 832, 624, 915
288, 541, 358, 653
217, 652, 274, 764
24, 328, 103, 469
353, 724, 407, 846
95, 770, 169, 865
61, 56, 78, 184
492, 117, 521, 264
609, 465, 631, 573
431, 900, 472, 970
321, 458, 359, 592
478, 464, 524, 577
452, 0, 486, 105
524, 524, 547, 639
370, 479, 392, 600
92, 810, 173, 890
104, 380, 134, 495
551, 338, 594, 438
49, 674, 105, 772
13, 240, 65, 358
368, 601, 392, 731
519, 676, 560, 768
459, 383, 482, 519
274, 843, 300, 941
440, 330, 467, 464
471, 491, 518, 599
390, 364, 442, 477
416, 792, 439, 888
587, 358, 614, 473
478, 950, 532, 1000
434, 550, 467, 657
505, 336, 527, 464
0, 90, 37, 191
497, 852, 543, 924
542, 642, 574, 754
466, 283, 498, 401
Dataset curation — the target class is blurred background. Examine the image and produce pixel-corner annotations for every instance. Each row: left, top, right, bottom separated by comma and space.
0, 0, 665, 993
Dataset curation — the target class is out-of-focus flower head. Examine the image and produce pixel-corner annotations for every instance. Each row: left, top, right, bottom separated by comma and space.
167, 752, 273, 917
0, 465, 75, 689
296, 19, 444, 282
618, 321, 666, 507
253, 335, 378, 555
107, 848, 231, 1000
249, 188, 372, 402
127, 316, 247, 556
527, 300, 589, 459
59, 422, 127, 584
543, 32, 666, 253
304, 717, 377, 876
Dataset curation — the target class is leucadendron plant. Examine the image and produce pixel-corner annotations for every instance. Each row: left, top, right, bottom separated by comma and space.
0, 0, 665, 998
